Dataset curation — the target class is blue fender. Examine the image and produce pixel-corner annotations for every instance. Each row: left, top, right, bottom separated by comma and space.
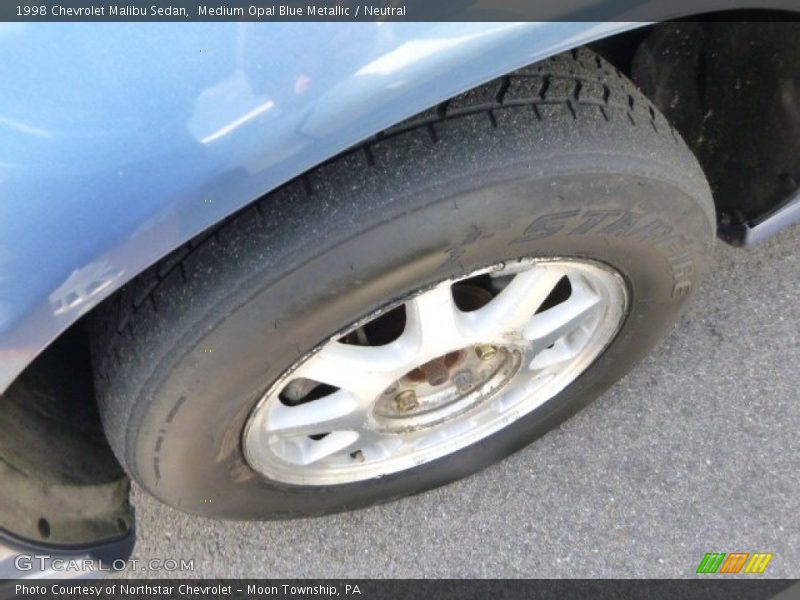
0, 22, 645, 391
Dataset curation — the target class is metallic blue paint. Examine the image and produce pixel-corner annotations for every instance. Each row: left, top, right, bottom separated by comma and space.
0, 22, 640, 392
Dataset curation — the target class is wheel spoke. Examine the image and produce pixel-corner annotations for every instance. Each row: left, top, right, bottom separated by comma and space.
403, 282, 468, 354
524, 276, 601, 351
464, 266, 565, 341
346, 430, 405, 462
279, 431, 362, 466
275, 428, 403, 467
296, 340, 413, 403
266, 390, 364, 435
529, 336, 581, 370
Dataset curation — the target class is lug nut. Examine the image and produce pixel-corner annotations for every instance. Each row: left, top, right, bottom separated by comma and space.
394, 390, 419, 412
475, 344, 498, 361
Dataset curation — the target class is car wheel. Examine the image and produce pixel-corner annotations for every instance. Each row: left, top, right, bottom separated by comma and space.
90, 48, 715, 519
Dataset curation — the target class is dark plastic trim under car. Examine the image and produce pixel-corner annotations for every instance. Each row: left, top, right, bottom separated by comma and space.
718, 190, 800, 246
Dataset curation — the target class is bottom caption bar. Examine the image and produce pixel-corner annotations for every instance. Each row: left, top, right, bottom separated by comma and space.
2, 580, 798, 600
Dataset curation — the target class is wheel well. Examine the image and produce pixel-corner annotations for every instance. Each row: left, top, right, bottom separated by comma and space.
591, 12, 800, 224
0, 321, 131, 546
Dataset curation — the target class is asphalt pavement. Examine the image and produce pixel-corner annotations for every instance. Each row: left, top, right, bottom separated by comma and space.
124, 226, 800, 578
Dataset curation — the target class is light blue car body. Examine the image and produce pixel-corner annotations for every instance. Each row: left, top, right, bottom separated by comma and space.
0, 21, 650, 392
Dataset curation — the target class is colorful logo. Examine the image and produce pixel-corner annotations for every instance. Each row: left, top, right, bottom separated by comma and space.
696, 552, 773, 574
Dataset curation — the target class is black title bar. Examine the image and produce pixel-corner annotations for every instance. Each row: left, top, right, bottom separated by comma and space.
5, 0, 800, 22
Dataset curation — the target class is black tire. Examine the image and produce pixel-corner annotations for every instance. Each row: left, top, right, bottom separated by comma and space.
90, 48, 715, 519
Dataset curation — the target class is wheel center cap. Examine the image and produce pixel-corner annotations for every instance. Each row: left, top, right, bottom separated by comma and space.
370, 345, 522, 431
